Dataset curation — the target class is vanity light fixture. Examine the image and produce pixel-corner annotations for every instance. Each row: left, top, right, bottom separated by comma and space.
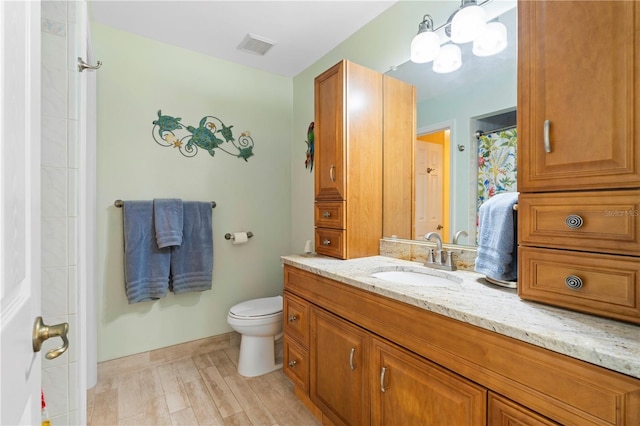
410, 0, 508, 73
449, 0, 487, 44
433, 44, 462, 74
472, 21, 508, 56
410, 14, 440, 64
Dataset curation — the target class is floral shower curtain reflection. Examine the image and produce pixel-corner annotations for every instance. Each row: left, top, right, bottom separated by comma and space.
476, 127, 517, 242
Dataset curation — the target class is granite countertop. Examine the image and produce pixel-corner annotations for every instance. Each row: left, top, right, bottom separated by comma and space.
281, 254, 640, 380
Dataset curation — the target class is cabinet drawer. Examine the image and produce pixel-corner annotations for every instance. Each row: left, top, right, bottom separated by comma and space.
314, 201, 345, 229
488, 393, 559, 426
315, 228, 345, 259
283, 335, 309, 392
519, 247, 640, 324
284, 292, 310, 347
519, 191, 640, 255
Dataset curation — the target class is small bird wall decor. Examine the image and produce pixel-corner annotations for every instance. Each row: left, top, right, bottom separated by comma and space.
304, 121, 314, 172
152, 110, 255, 161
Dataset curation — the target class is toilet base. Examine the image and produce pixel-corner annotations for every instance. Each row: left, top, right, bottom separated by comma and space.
237, 334, 283, 377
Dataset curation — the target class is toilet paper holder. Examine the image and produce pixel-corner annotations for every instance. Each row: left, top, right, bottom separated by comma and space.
224, 232, 254, 241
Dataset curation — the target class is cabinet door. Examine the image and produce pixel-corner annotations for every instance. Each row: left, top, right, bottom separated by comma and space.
315, 61, 345, 201
310, 307, 369, 426
518, 1, 640, 191
371, 337, 486, 426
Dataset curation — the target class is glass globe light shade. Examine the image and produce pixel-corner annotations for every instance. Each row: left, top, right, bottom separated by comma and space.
433, 44, 462, 74
450, 4, 486, 43
410, 31, 441, 63
472, 22, 507, 56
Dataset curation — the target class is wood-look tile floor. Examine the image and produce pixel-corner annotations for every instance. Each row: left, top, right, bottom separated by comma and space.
87, 346, 321, 426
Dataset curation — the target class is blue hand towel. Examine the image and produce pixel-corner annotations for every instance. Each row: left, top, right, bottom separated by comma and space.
154, 198, 184, 248
123, 201, 170, 303
475, 192, 519, 282
170, 201, 213, 294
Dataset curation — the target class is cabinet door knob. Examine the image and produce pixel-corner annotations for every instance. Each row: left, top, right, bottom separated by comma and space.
323, 211, 331, 218
288, 314, 298, 322
349, 347, 356, 371
329, 165, 336, 182
543, 119, 551, 153
288, 360, 297, 368
380, 366, 388, 392
322, 239, 331, 246
565, 214, 584, 229
565, 275, 583, 290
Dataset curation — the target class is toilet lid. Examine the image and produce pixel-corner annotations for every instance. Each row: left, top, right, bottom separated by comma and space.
229, 295, 283, 318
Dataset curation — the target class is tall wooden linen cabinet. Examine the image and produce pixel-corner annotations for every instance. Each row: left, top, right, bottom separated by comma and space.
314, 60, 415, 259
517, 1, 640, 324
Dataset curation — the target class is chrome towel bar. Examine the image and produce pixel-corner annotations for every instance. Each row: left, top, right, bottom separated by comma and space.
114, 199, 216, 208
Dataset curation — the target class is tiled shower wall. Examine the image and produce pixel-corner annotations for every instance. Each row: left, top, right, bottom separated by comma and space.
41, 1, 81, 424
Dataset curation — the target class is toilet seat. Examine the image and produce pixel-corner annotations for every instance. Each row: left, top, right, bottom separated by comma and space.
229, 295, 282, 319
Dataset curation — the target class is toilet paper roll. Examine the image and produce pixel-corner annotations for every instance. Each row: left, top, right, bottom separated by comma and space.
233, 232, 249, 244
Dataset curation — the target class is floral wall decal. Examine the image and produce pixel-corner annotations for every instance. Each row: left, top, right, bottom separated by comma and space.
152, 110, 255, 161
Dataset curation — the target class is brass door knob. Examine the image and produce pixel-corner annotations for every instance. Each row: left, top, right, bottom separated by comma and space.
32, 316, 69, 360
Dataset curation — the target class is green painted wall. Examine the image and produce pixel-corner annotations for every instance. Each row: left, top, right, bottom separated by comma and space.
93, 23, 292, 361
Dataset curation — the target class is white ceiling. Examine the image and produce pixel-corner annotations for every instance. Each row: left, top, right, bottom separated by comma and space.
89, 0, 398, 77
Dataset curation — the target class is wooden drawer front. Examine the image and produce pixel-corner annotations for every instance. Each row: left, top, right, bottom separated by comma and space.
284, 292, 310, 347
315, 228, 345, 259
519, 247, 640, 324
488, 393, 559, 426
314, 201, 345, 229
519, 191, 640, 255
283, 336, 309, 392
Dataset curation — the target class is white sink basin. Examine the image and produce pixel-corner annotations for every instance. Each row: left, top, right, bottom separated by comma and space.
370, 270, 455, 286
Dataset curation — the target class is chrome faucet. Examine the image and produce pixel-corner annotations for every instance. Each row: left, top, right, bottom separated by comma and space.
425, 232, 442, 252
424, 232, 456, 271
452, 230, 468, 245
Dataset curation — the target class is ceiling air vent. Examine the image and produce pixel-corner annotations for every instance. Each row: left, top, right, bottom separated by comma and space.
237, 33, 276, 56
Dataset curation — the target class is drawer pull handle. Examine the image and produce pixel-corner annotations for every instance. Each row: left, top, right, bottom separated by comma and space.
329, 165, 336, 182
380, 366, 388, 392
288, 360, 297, 368
322, 239, 331, 246
543, 119, 551, 153
349, 347, 356, 371
565, 215, 584, 229
323, 211, 331, 218
288, 314, 298, 322
565, 275, 583, 290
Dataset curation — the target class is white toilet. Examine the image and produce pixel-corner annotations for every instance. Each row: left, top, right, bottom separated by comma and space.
227, 295, 283, 377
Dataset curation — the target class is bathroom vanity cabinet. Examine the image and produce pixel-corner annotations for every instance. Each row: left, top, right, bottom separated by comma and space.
313, 60, 415, 259
283, 264, 640, 425
517, 0, 640, 324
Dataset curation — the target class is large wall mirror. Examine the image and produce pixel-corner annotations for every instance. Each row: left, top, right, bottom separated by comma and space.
385, 1, 517, 247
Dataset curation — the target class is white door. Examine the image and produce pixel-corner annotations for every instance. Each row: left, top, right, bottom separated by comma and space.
0, 1, 42, 424
415, 140, 428, 238
424, 142, 444, 236
415, 140, 444, 238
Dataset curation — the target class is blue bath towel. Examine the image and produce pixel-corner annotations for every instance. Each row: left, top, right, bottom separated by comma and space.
123, 201, 171, 303
475, 192, 519, 282
170, 201, 213, 294
154, 198, 184, 248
